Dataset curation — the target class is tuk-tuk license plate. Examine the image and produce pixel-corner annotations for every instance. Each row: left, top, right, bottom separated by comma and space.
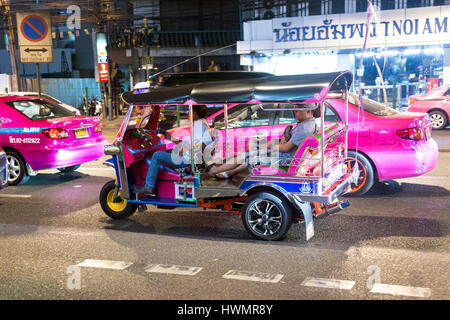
75, 128, 89, 139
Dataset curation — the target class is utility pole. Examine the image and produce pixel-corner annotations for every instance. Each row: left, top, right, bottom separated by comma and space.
1, 0, 21, 91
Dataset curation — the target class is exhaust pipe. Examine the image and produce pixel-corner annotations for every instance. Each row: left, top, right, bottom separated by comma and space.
326, 200, 350, 215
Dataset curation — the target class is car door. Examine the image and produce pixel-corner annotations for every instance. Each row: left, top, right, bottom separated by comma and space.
210, 103, 276, 157
272, 103, 342, 137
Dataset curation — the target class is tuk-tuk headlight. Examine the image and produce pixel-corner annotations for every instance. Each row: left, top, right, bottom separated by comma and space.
104, 145, 121, 156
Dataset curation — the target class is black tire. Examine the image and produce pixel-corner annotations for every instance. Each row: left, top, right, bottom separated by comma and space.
242, 191, 293, 241
57, 165, 81, 173
5, 150, 28, 186
344, 151, 375, 196
428, 110, 448, 130
99, 180, 137, 219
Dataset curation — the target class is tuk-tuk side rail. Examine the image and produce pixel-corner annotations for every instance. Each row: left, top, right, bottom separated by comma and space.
128, 197, 199, 207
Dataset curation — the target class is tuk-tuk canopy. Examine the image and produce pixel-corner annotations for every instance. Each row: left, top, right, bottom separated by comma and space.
122, 71, 353, 105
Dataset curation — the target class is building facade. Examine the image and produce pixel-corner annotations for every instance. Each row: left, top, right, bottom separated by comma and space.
237, 0, 450, 106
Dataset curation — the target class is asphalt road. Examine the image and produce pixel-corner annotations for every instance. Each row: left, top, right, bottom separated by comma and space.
0, 119, 448, 301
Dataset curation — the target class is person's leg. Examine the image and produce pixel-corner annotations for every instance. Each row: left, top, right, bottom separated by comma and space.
208, 163, 241, 176
145, 151, 185, 191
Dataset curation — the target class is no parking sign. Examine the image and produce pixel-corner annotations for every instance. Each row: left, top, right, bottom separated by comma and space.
16, 12, 53, 63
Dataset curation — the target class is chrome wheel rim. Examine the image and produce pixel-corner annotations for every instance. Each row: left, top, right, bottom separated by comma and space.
6, 155, 21, 182
247, 199, 282, 237
430, 113, 445, 129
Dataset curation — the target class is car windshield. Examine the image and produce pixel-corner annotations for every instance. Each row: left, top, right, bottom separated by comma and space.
6, 99, 74, 120
347, 93, 399, 116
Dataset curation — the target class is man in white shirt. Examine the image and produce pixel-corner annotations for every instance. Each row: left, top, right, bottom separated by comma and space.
144, 105, 212, 195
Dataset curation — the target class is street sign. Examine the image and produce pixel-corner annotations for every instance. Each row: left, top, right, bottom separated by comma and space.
16, 12, 53, 63
98, 62, 110, 82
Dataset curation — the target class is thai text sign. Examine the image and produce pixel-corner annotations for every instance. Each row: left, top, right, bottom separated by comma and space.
272, 6, 450, 50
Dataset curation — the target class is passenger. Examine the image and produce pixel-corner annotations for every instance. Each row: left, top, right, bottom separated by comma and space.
144, 105, 212, 195
208, 106, 316, 179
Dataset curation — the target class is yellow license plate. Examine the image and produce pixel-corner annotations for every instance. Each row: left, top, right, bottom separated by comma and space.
75, 128, 89, 139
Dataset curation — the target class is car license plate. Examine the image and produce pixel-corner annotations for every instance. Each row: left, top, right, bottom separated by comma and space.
75, 128, 89, 139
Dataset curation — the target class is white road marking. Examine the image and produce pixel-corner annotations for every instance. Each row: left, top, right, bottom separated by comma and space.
370, 283, 432, 298
145, 264, 203, 276
222, 270, 284, 283
0, 194, 32, 198
301, 277, 355, 290
76, 259, 133, 270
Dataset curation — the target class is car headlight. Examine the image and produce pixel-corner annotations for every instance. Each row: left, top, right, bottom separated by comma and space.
0, 149, 5, 157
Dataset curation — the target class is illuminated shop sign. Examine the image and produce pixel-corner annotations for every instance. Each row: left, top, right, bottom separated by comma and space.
269, 6, 450, 50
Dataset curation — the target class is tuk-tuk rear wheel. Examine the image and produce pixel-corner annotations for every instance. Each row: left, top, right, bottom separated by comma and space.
242, 191, 293, 241
100, 180, 137, 219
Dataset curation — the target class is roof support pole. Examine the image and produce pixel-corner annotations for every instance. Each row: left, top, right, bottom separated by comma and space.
189, 103, 196, 174
344, 90, 349, 160
320, 102, 325, 179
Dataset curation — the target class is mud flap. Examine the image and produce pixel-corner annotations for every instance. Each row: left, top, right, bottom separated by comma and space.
292, 195, 314, 241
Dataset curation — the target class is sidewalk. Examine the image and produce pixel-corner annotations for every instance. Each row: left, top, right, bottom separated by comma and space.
100, 115, 125, 143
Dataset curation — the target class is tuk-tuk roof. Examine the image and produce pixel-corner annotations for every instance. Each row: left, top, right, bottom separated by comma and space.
122, 71, 352, 105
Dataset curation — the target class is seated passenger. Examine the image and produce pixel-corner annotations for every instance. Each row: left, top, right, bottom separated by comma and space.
208, 106, 316, 179
144, 105, 212, 195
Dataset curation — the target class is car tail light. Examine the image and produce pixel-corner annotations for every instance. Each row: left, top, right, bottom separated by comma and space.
41, 128, 69, 140
94, 122, 103, 133
408, 97, 416, 106
396, 127, 424, 140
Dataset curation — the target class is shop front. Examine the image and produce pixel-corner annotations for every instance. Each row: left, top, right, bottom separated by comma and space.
237, 5, 450, 108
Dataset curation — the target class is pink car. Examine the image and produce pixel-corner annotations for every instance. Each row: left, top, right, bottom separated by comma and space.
0, 95, 106, 185
408, 84, 450, 130
168, 93, 438, 195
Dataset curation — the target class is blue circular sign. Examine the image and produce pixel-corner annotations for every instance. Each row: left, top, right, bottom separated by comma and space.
21, 15, 48, 42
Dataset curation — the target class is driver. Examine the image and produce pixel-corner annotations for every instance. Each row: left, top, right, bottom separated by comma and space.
143, 105, 212, 195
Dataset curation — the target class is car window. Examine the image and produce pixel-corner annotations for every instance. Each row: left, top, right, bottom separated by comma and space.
276, 104, 299, 125
347, 93, 398, 116
444, 89, 450, 97
275, 103, 339, 124
213, 104, 274, 129
324, 103, 341, 122
6, 99, 74, 120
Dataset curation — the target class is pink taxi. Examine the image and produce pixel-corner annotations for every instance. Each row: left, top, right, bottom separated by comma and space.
408, 84, 450, 130
0, 95, 106, 185
167, 93, 438, 195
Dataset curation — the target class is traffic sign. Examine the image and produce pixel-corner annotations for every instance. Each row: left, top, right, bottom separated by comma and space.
16, 12, 53, 63
98, 62, 110, 82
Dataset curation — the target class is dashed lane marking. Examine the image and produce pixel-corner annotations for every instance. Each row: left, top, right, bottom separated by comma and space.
145, 264, 203, 276
370, 283, 432, 298
0, 194, 32, 198
76, 259, 133, 270
301, 277, 355, 290
222, 270, 284, 283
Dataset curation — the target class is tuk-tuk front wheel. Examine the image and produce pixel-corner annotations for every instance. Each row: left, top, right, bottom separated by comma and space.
242, 191, 293, 241
100, 180, 137, 219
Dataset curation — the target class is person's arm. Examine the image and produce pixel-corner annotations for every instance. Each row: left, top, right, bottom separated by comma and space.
268, 139, 297, 153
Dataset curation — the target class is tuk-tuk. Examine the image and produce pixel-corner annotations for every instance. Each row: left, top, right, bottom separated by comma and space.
99, 71, 357, 241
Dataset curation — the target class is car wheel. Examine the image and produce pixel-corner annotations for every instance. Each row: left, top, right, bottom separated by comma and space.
57, 165, 81, 173
99, 180, 137, 219
242, 191, 292, 241
5, 150, 29, 186
344, 151, 375, 196
428, 110, 448, 130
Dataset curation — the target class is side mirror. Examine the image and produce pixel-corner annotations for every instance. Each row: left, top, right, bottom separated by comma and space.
104, 144, 121, 156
